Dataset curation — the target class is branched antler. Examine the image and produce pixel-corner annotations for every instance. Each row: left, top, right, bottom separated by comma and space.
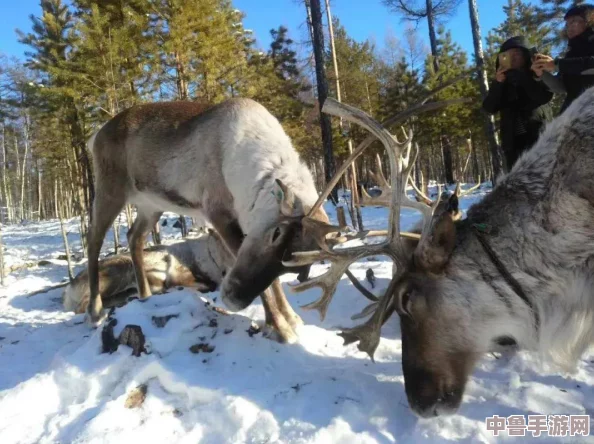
288, 76, 472, 359
284, 98, 443, 360
304, 98, 470, 219
338, 274, 400, 361
361, 154, 393, 207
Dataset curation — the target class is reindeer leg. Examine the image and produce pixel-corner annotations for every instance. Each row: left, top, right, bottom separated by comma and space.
127, 210, 162, 299
87, 191, 126, 327
261, 287, 298, 344
271, 278, 303, 330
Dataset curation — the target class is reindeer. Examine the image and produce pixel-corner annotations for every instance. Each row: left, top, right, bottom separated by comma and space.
284, 86, 594, 418
85, 98, 332, 343
63, 229, 234, 314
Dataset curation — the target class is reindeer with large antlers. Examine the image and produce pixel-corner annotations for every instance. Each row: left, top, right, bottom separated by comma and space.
286, 85, 594, 418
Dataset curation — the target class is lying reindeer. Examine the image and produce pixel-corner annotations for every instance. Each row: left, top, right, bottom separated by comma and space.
63, 230, 234, 314
285, 86, 594, 418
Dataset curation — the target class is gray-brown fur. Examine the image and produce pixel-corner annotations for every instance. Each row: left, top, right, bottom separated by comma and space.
394, 86, 594, 417
63, 230, 234, 314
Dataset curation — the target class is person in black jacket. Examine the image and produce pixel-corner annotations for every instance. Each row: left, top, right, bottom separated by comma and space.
482, 36, 554, 172
532, 4, 594, 114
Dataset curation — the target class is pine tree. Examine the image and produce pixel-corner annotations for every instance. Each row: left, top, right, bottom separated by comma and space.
381, 57, 423, 119
306, 0, 336, 201
325, 18, 380, 129
534, 0, 589, 51
17, 0, 94, 224
249, 25, 314, 157
149, 0, 254, 102
420, 26, 480, 184
383, 0, 463, 72
270, 26, 300, 82
486, 0, 554, 65
70, 0, 154, 116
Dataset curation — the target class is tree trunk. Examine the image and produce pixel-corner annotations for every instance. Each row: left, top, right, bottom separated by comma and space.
0, 223, 4, 286
468, 0, 503, 181
113, 220, 120, 254
37, 161, 42, 220
55, 179, 74, 282
336, 206, 347, 227
179, 215, 188, 238
470, 136, 480, 181
66, 101, 93, 220
304, 0, 317, 97
325, 0, 362, 230
20, 112, 31, 221
426, 0, 440, 73
152, 221, 161, 245
125, 204, 134, 229
1, 123, 12, 223
79, 214, 88, 258
441, 136, 455, 185
175, 52, 189, 100
13, 134, 21, 219
308, 0, 337, 202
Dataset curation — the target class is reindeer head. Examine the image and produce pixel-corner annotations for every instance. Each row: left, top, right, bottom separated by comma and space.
220, 178, 330, 312
361, 164, 485, 417
393, 193, 476, 417
282, 93, 482, 418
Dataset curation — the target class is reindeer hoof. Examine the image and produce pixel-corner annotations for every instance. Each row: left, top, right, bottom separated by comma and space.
262, 323, 299, 344
138, 292, 153, 301
84, 309, 107, 328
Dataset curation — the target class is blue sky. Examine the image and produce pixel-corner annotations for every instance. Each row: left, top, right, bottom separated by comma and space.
1, 0, 516, 62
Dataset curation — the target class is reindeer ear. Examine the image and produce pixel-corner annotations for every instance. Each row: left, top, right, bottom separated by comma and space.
274, 178, 299, 217
413, 212, 457, 274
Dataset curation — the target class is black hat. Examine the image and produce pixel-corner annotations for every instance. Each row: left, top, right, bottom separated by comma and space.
499, 35, 530, 53
564, 4, 594, 20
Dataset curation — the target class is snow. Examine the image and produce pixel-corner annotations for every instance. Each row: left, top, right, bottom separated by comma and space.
0, 184, 593, 443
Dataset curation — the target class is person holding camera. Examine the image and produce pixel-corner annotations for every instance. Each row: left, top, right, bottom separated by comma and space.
532, 4, 594, 114
482, 36, 554, 172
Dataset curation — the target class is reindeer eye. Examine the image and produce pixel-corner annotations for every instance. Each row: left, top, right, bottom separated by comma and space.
399, 289, 413, 316
403, 291, 412, 311
272, 227, 282, 242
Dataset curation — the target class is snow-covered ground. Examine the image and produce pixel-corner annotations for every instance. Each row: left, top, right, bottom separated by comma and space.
0, 184, 593, 443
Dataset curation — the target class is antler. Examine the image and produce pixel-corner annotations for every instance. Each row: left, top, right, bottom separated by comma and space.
284, 98, 442, 345
360, 142, 449, 210
287, 77, 472, 359
360, 154, 392, 207
304, 97, 470, 218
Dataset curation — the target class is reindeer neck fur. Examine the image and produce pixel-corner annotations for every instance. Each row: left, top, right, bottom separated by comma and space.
218, 100, 320, 235
442, 88, 594, 370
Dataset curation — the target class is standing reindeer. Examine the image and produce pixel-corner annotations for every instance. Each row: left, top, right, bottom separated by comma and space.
285, 86, 594, 418
86, 99, 329, 343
